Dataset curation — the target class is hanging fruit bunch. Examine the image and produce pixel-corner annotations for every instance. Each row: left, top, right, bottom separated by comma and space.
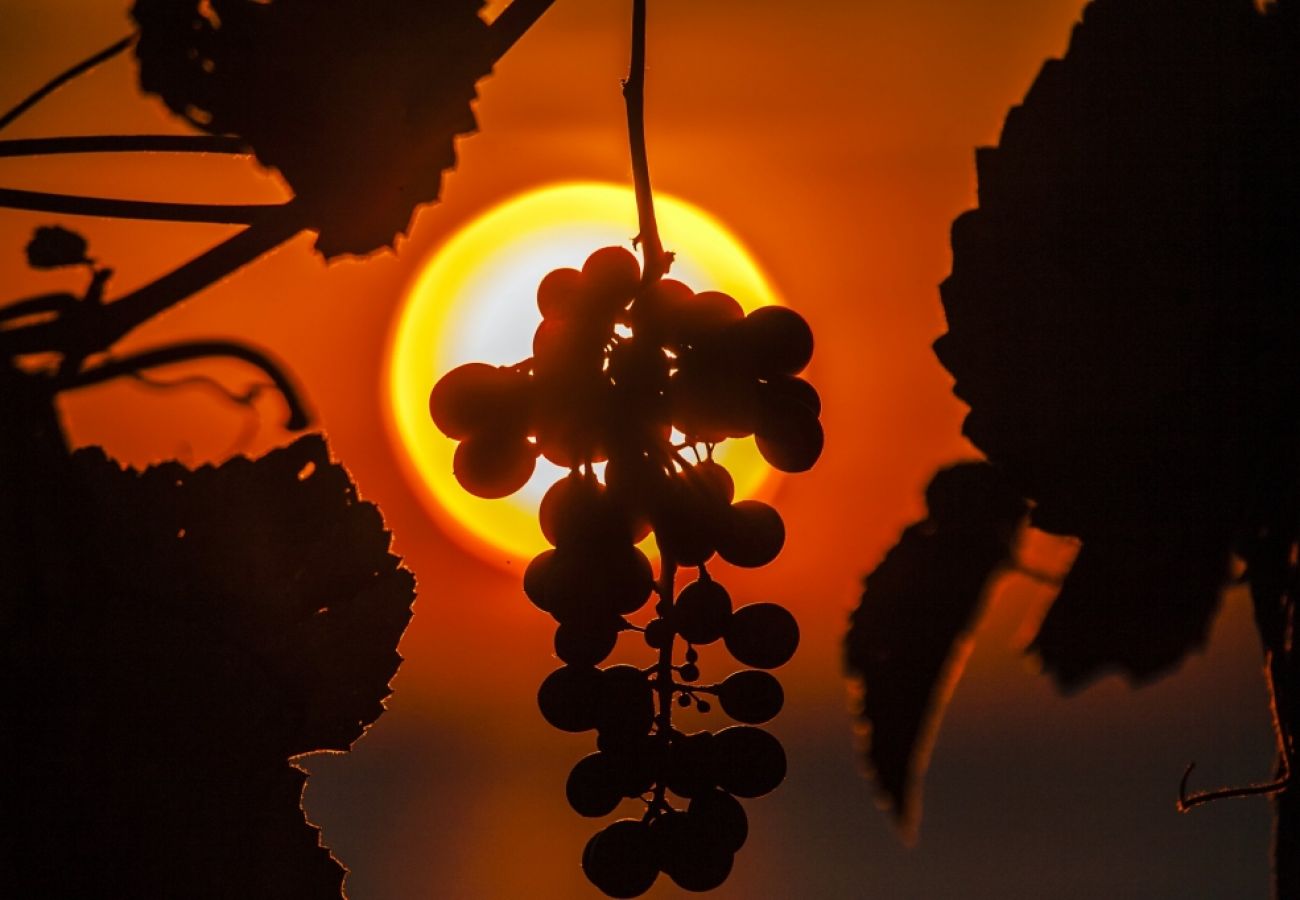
430, 241, 820, 894
429, 7, 820, 893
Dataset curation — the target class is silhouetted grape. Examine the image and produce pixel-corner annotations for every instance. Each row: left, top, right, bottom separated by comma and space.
643, 618, 673, 650
737, 306, 813, 375
537, 266, 585, 320
674, 290, 743, 346
594, 665, 655, 743
761, 374, 821, 416
555, 620, 621, 667
716, 500, 785, 568
655, 808, 736, 892
713, 726, 786, 798
429, 363, 530, 441
567, 753, 626, 818
717, 670, 784, 724
679, 663, 700, 682
523, 550, 556, 614
538, 665, 603, 733
582, 820, 660, 898
755, 399, 824, 473
725, 603, 799, 669
583, 246, 641, 308
451, 433, 536, 499
673, 579, 731, 645
688, 790, 748, 853
666, 731, 718, 799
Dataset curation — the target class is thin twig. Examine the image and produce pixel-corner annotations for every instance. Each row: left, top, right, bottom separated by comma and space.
0, 135, 248, 158
1177, 761, 1294, 812
0, 187, 285, 224
0, 36, 135, 133
623, 0, 671, 284
0, 206, 311, 359
57, 339, 310, 430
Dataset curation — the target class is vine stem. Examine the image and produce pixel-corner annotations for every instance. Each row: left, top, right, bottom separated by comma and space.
0, 0, 557, 363
651, 556, 679, 816
1244, 535, 1300, 899
0, 35, 134, 133
0, 135, 248, 158
623, 0, 670, 284
56, 339, 310, 430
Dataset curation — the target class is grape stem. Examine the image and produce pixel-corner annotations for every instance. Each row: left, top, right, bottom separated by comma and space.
623, 0, 671, 285
651, 555, 679, 816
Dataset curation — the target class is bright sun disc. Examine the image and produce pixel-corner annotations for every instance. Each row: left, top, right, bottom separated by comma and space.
385, 182, 783, 567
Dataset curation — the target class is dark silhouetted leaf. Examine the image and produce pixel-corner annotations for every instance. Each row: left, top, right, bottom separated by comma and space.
846, 463, 1026, 839
1031, 528, 1232, 691
3, 433, 413, 897
25, 224, 91, 268
936, 0, 1300, 545
130, 0, 494, 257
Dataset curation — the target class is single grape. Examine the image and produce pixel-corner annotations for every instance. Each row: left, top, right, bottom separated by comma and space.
672, 290, 743, 346
669, 368, 760, 442
567, 753, 626, 818
451, 433, 537, 499
724, 603, 799, 669
523, 550, 555, 613
533, 376, 612, 467
583, 246, 642, 307
630, 277, 694, 342
540, 474, 625, 547
537, 266, 586, 320
429, 363, 531, 440
542, 544, 654, 624
555, 619, 621, 667
672, 578, 732, 645
712, 726, 786, 798
652, 475, 727, 567
691, 458, 735, 504
663, 836, 734, 892
582, 819, 660, 898
716, 670, 784, 724
666, 731, 718, 799
643, 618, 674, 650
760, 374, 821, 416
737, 305, 813, 375
715, 500, 785, 568
679, 663, 700, 682
537, 665, 603, 733
653, 805, 736, 892
755, 403, 824, 473
688, 789, 749, 853
594, 665, 655, 744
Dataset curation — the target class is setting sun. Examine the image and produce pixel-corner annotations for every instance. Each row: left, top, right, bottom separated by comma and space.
385, 182, 785, 565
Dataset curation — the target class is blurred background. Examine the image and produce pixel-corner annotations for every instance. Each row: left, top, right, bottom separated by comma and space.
1, 1, 1278, 896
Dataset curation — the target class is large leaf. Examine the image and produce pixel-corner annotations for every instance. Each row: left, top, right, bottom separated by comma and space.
3, 434, 413, 897
1031, 528, 1232, 691
846, 463, 1025, 839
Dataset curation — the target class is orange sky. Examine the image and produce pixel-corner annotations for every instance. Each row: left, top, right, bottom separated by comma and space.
0, 1, 1280, 896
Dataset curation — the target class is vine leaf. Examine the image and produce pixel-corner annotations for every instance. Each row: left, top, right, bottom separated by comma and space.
130, 0, 495, 258
1030, 529, 1232, 691
25, 225, 91, 268
845, 463, 1026, 840
5, 434, 414, 897
934, 0, 1298, 690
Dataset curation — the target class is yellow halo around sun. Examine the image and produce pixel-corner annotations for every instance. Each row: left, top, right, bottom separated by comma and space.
384, 182, 783, 567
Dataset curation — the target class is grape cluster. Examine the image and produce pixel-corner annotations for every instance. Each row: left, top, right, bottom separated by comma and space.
430, 246, 820, 896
